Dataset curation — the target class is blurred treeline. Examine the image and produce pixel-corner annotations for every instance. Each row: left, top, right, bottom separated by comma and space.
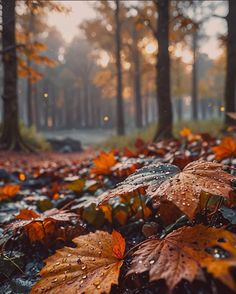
0, 1, 227, 132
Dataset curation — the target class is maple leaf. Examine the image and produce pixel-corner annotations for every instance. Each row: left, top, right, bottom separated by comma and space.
128, 225, 236, 291
150, 160, 236, 219
91, 151, 117, 176
30, 230, 125, 294
7, 208, 79, 242
212, 137, 236, 160
99, 160, 235, 220
0, 184, 20, 201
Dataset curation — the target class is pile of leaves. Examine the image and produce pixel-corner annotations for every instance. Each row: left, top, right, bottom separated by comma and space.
1, 130, 236, 293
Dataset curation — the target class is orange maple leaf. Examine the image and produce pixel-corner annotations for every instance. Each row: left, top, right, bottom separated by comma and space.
91, 151, 117, 176
30, 230, 125, 294
212, 137, 236, 160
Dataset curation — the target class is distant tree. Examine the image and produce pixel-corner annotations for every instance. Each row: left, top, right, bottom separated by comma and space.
225, 0, 236, 125
17, 1, 65, 127
81, 0, 126, 135
114, 0, 125, 135
153, 0, 172, 140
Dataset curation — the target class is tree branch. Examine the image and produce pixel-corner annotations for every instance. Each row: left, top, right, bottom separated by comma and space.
0, 43, 25, 55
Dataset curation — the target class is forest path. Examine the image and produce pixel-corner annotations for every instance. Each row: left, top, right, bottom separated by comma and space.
42, 128, 115, 147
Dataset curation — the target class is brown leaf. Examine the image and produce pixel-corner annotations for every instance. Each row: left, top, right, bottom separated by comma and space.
30, 230, 125, 294
150, 160, 235, 219
128, 225, 236, 291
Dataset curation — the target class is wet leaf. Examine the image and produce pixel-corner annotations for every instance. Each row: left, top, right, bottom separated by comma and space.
150, 160, 236, 219
128, 225, 236, 291
30, 230, 125, 294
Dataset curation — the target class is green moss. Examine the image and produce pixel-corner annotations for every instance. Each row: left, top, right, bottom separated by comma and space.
20, 123, 51, 151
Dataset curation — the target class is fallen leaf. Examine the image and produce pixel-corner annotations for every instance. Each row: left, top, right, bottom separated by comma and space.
212, 137, 236, 160
150, 160, 236, 219
91, 151, 117, 176
66, 178, 85, 193
16, 209, 39, 220
8, 209, 79, 242
31, 230, 125, 294
180, 127, 192, 138
0, 184, 20, 201
128, 225, 236, 291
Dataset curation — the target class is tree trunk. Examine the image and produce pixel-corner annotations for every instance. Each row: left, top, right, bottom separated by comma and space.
115, 0, 125, 135
153, 0, 173, 140
26, 9, 35, 127
192, 30, 198, 120
0, 0, 32, 151
225, 0, 236, 126
133, 28, 143, 129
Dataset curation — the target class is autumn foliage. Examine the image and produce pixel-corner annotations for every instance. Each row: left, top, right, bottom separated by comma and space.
2, 134, 236, 293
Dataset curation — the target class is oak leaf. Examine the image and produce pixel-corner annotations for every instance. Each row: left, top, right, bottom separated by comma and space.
212, 137, 236, 160
91, 151, 117, 176
128, 225, 236, 291
31, 230, 125, 294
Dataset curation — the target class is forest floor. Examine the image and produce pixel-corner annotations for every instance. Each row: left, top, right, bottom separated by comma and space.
1, 130, 236, 294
